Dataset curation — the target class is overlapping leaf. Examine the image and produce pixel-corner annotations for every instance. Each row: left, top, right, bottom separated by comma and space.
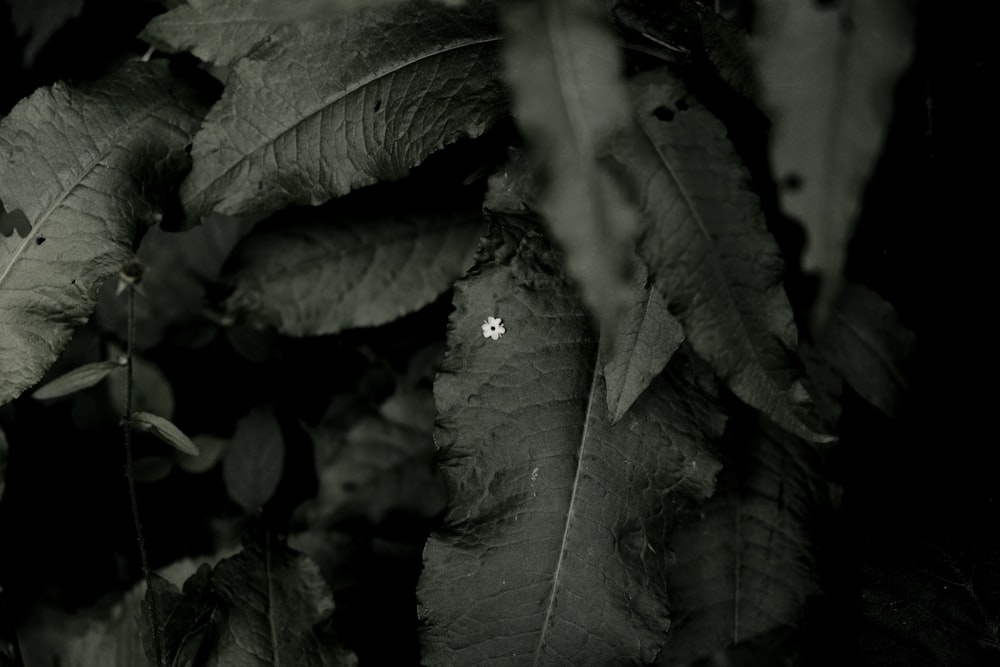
0, 61, 206, 406
139, 566, 216, 667
610, 69, 827, 442
419, 213, 725, 665
180, 0, 508, 224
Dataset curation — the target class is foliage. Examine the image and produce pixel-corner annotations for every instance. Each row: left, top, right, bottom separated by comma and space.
0, 0, 989, 665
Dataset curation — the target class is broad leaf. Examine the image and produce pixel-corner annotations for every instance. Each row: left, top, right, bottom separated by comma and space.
657, 418, 827, 664
139, 566, 217, 667
132, 412, 200, 456
611, 69, 828, 442
419, 213, 726, 665
30, 360, 123, 401
180, 0, 507, 224
501, 0, 638, 336
0, 61, 207, 406
754, 0, 915, 316
222, 406, 285, 512
8, 0, 84, 65
220, 199, 483, 336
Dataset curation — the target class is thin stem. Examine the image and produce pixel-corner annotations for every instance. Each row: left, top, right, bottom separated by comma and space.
123, 285, 163, 667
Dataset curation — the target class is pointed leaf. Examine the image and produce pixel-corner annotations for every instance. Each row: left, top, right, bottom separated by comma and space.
657, 419, 827, 664
611, 69, 829, 442
502, 0, 638, 335
180, 0, 507, 224
30, 360, 124, 401
755, 0, 916, 313
603, 262, 684, 424
132, 412, 200, 456
419, 213, 726, 665
222, 406, 284, 512
139, 567, 217, 667
0, 61, 207, 406
220, 199, 484, 336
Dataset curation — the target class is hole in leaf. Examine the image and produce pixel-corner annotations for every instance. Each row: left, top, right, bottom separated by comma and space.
36, 236, 46, 246
374, 99, 383, 111
675, 99, 689, 111
781, 173, 804, 191
653, 106, 675, 122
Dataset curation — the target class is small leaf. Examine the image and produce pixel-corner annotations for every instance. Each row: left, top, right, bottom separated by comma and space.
176, 434, 228, 474
139, 567, 217, 667
30, 360, 123, 401
222, 407, 284, 512
131, 412, 200, 456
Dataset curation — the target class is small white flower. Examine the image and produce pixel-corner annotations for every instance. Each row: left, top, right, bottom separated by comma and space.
481, 316, 505, 340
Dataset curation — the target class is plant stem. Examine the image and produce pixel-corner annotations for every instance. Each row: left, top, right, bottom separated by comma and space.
123, 284, 164, 667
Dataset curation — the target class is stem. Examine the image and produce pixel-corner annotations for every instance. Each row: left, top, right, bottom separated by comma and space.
123, 285, 164, 667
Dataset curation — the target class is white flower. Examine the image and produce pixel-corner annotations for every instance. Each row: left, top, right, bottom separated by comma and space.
481, 316, 505, 340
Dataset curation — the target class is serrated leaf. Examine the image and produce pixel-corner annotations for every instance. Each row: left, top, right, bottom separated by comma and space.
8, 0, 84, 66
657, 419, 827, 664
139, 566, 217, 667
502, 0, 638, 336
754, 0, 915, 317
180, 0, 507, 224
603, 262, 684, 424
222, 406, 284, 512
220, 198, 483, 336
30, 360, 123, 400
132, 412, 200, 456
418, 213, 726, 665
611, 68, 829, 442
0, 61, 207, 406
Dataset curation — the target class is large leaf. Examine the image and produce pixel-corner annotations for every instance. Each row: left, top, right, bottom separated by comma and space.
610, 68, 827, 442
180, 0, 507, 224
754, 0, 915, 316
0, 61, 206, 406
419, 213, 726, 665
657, 418, 827, 664
220, 198, 483, 336
138, 566, 217, 667
501, 0, 638, 336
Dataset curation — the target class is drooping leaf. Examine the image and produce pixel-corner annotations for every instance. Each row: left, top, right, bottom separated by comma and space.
0, 424, 7, 503
30, 360, 123, 401
180, 0, 507, 224
8, 0, 84, 65
0, 61, 207, 406
132, 411, 200, 456
138, 566, 217, 667
501, 0, 638, 337
222, 406, 285, 512
603, 262, 684, 424
611, 68, 829, 442
657, 418, 827, 664
754, 0, 916, 318
419, 213, 726, 665
220, 199, 483, 336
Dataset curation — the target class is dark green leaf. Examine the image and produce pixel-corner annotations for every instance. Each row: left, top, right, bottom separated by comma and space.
657, 419, 827, 664
8, 0, 84, 65
0, 61, 207, 406
220, 201, 483, 336
133, 456, 175, 483
132, 412, 200, 456
139, 567, 217, 667
419, 213, 725, 665
180, 0, 507, 224
107, 349, 176, 419
30, 360, 123, 401
222, 406, 284, 512
611, 69, 829, 442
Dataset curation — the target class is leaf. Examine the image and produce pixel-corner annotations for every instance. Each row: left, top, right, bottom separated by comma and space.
0, 424, 7, 503
222, 406, 285, 512
754, 0, 916, 317
603, 262, 684, 424
418, 213, 726, 665
132, 412, 200, 456
8, 0, 84, 65
107, 348, 176, 419
176, 434, 228, 474
139, 566, 217, 667
0, 61, 207, 406
30, 360, 123, 401
610, 69, 829, 442
180, 0, 507, 224
818, 283, 915, 417
501, 0, 638, 336
657, 419, 827, 664
220, 198, 483, 336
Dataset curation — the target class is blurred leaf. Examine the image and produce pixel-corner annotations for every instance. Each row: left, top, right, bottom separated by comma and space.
176, 434, 228, 473
603, 262, 684, 424
818, 283, 916, 417
754, 0, 916, 318
107, 348, 176, 419
132, 411, 200, 456
611, 69, 829, 442
139, 566, 216, 667
657, 419, 827, 664
180, 0, 507, 224
0, 424, 7, 502
502, 0, 638, 337
8, 0, 84, 66
419, 213, 725, 665
220, 200, 483, 336
0, 61, 207, 406
30, 360, 123, 401
258, 0, 405, 21
133, 456, 175, 483
222, 406, 285, 512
